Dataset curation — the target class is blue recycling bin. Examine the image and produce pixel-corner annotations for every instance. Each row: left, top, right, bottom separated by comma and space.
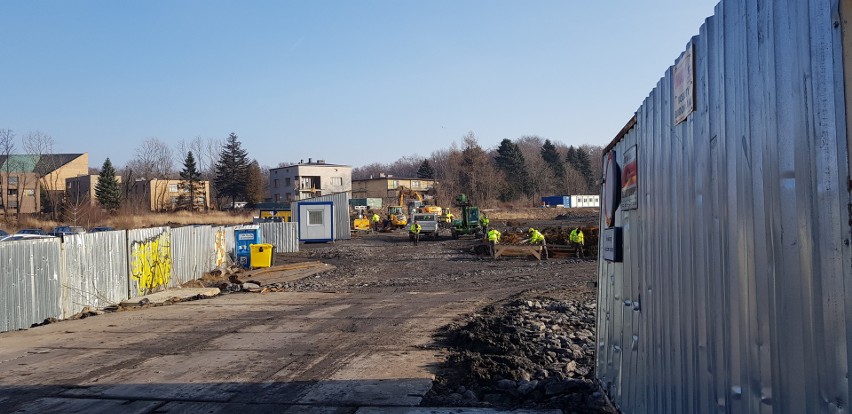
234, 227, 260, 268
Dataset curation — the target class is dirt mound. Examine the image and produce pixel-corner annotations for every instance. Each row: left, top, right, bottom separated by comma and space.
423, 295, 611, 412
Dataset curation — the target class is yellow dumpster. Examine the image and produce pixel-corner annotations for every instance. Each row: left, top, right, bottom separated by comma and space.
250, 244, 274, 268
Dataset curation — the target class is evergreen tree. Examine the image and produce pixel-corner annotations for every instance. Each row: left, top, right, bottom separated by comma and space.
213, 132, 250, 208
245, 160, 264, 206
416, 159, 435, 179
95, 158, 122, 212
565, 146, 578, 168
574, 147, 595, 191
494, 138, 530, 201
178, 151, 204, 211
540, 139, 565, 180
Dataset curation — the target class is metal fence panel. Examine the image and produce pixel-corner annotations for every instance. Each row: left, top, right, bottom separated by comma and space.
126, 227, 172, 298
294, 191, 351, 240
170, 226, 216, 287
0, 238, 62, 332
596, 0, 852, 413
259, 222, 299, 253
62, 231, 129, 318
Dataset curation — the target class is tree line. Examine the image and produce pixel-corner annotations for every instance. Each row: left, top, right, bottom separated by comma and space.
353, 132, 602, 208
0, 128, 268, 224
95, 132, 267, 213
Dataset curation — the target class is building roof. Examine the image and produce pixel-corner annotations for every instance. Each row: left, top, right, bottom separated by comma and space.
0, 154, 85, 175
353, 176, 435, 182
272, 161, 350, 170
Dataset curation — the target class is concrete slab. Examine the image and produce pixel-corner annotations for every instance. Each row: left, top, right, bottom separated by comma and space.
120, 288, 220, 306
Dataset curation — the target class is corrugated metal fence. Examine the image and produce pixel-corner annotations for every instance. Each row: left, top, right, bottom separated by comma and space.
259, 222, 299, 252
597, 1, 851, 413
0, 222, 299, 332
0, 239, 62, 333
63, 231, 129, 318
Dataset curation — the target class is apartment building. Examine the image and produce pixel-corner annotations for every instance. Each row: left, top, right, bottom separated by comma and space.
127, 179, 211, 212
269, 159, 351, 202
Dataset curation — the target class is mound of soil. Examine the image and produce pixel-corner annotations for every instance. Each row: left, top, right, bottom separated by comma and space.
423, 295, 612, 413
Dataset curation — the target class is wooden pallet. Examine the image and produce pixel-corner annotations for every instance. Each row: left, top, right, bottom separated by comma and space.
492, 244, 543, 260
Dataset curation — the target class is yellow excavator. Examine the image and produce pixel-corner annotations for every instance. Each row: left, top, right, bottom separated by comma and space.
385, 186, 423, 229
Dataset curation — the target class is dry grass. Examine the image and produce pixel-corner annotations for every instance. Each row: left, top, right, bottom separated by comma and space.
486, 206, 598, 221
4, 210, 254, 233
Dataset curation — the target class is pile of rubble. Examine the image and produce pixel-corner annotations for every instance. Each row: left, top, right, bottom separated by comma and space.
423, 295, 611, 413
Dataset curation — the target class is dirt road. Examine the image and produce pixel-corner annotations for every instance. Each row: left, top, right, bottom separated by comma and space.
0, 223, 602, 413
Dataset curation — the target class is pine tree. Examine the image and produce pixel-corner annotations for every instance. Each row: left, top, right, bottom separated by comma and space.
95, 158, 122, 212
494, 139, 530, 201
574, 147, 595, 191
565, 146, 578, 168
213, 132, 250, 208
245, 160, 264, 206
416, 159, 435, 179
540, 139, 565, 179
178, 151, 204, 211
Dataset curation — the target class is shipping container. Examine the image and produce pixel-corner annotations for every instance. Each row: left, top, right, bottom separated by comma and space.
541, 195, 569, 207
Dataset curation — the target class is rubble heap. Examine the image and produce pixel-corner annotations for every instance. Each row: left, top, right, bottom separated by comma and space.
424, 295, 611, 413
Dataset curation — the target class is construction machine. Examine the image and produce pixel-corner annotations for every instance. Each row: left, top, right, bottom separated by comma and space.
385, 186, 423, 229
450, 194, 482, 239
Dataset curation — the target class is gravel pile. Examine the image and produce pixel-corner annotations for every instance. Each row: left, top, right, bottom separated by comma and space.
424, 295, 611, 413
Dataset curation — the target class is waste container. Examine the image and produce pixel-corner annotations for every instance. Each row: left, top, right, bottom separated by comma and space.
250, 243, 274, 268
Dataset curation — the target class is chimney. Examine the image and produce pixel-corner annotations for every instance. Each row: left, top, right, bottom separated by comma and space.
300, 159, 304, 164
308, 158, 312, 164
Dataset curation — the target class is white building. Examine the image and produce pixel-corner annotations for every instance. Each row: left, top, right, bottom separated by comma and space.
269, 159, 352, 202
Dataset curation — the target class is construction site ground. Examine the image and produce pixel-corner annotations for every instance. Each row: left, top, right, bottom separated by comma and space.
0, 209, 609, 413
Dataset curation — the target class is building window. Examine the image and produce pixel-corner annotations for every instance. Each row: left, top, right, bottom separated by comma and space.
391, 180, 398, 188
331, 177, 342, 186
274, 179, 279, 188
8, 176, 18, 186
7, 189, 17, 197
274, 194, 280, 202
285, 177, 291, 187
24, 189, 34, 197
412, 180, 420, 188
308, 210, 323, 225
168, 184, 179, 192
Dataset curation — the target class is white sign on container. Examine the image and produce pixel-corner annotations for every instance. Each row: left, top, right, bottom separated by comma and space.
673, 43, 694, 125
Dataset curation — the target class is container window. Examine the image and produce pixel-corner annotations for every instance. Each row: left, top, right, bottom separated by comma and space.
308, 210, 323, 225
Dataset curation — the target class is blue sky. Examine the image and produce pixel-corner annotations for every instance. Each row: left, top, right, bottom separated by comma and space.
0, 1, 719, 169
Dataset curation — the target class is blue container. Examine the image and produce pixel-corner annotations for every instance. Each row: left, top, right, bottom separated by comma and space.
234, 227, 260, 268
541, 195, 570, 207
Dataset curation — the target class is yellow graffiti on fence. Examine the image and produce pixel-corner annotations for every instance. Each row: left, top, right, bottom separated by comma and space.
130, 232, 172, 295
214, 228, 227, 267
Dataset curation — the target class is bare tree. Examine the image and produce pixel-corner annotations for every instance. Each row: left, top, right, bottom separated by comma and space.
132, 138, 174, 210
0, 129, 15, 219
133, 137, 174, 179
177, 136, 222, 180
22, 131, 64, 219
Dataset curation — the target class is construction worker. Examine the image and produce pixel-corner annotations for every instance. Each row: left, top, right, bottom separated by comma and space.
487, 228, 501, 257
479, 213, 490, 236
371, 212, 381, 232
570, 226, 585, 258
409, 221, 422, 245
445, 209, 454, 224
528, 227, 548, 259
